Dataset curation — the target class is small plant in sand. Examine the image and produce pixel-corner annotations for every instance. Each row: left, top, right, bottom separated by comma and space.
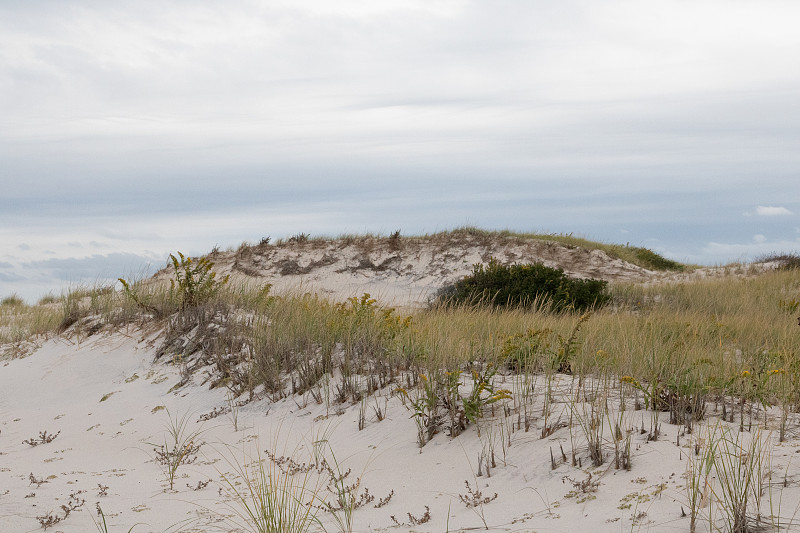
390, 506, 431, 527
23, 430, 60, 447
147, 409, 204, 491
219, 444, 323, 533
317, 446, 391, 533
459, 479, 498, 507
397, 372, 442, 447
398, 365, 512, 446
36, 492, 84, 530
90, 504, 145, 533
711, 426, 774, 533
29, 473, 49, 487
463, 364, 513, 430
685, 428, 717, 533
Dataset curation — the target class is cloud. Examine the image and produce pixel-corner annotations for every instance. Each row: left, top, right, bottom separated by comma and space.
24, 253, 163, 282
0, 272, 26, 282
702, 236, 800, 264
756, 206, 792, 216
2, 0, 800, 295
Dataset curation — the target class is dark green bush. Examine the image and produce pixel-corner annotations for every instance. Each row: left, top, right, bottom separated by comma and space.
438, 258, 610, 312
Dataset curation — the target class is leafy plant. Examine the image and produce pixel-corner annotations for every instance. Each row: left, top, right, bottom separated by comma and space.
397, 372, 442, 447
438, 258, 610, 312
168, 252, 229, 310
462, 364, 512, 426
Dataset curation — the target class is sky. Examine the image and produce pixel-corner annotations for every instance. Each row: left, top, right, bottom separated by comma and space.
2, 0, 800, 302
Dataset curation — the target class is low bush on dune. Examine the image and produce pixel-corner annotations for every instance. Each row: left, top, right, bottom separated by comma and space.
436, 258, 611, 312
119, 252, 230, 317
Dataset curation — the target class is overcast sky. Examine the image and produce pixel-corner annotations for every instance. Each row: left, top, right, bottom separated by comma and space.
2, 0, 800, 302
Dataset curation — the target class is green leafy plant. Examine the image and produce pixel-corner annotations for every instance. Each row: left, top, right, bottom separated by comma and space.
397, 372, 441, 447
438, 258, 610, 312
462, 364, 512, 427
168, 252, 229, 310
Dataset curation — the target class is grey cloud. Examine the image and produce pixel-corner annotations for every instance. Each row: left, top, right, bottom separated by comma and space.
24, 253, 163, 282
1, 0, 800, 303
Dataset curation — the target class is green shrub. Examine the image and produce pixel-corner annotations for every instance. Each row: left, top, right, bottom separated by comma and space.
168, 252, 229, 310
119, 252, 229, 316
438, 258, 610, 312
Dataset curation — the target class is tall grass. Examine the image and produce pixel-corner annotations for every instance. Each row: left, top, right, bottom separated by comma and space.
5, 267, 799, 406
219, 440, 323, 533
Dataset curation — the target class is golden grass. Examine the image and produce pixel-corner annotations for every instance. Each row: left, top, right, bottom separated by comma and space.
2, 255, 798, 411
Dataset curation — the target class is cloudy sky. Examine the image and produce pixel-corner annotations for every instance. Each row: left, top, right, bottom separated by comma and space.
2, 0, 799, 302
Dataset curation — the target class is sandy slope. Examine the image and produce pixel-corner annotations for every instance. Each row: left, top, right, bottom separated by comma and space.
3, 329, 800, 533
151, 235, 656, 308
